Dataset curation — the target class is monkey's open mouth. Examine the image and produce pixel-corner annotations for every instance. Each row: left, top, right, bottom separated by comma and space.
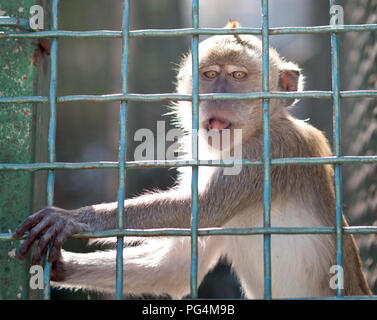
206, 117, 232, 132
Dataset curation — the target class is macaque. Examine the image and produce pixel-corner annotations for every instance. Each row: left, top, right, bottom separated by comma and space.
14, 21, 371, 298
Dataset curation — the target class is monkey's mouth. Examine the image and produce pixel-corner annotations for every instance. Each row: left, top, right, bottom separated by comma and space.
206, 117, 232, 132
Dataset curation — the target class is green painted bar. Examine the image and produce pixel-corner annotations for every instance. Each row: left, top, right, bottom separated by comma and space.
0, 17, 32, 31
190, 0, 199, 299
1, 24, 377, 39
42, 0, 59, 300
1, 155, 377, 172
0, 96, 49, 103
1, 90, 376, 105
0, 0, 49, 300
114, 0, 130, 300
330, 0, 344, 297
261, 0, 272, 300
3, 225, 377, 242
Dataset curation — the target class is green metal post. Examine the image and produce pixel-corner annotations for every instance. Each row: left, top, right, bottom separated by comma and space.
0, 0, 49, 299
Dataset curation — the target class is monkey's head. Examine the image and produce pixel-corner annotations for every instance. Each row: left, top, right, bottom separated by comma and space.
173, 20, 305, 147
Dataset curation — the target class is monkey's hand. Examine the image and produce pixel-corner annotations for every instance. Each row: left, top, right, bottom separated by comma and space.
50, 253, 67, 282
13, 207, 90, 265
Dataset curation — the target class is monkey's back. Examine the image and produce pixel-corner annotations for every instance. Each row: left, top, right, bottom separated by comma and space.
220, 116, 371, 297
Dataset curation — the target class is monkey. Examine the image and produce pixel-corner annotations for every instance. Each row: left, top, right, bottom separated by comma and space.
13, 20, 371, 299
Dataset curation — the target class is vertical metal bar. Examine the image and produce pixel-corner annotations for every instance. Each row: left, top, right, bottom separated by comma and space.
190, 0, 199, 299
43, 0, 59, 300
329, 0, 343, 297
115, 0, 130, 300
261, 0, 272, 300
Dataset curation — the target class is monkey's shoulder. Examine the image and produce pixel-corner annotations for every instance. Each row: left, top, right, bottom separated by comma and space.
280, 117, 333, 158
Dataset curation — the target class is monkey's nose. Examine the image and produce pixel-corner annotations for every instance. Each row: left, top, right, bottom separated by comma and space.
207, 118, 231, 131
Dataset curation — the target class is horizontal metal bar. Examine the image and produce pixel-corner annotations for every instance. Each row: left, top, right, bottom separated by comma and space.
132, 24, 377, 36
270, 156, 377, 165
0, 156, 376, 172
1, 90, 377, 105
0, 30, 122, 39
1, 24, 377, 39
58, 93, 192, 103
0, 16, 33, 31
0, 96, 49, 104
2, 226, 377, 242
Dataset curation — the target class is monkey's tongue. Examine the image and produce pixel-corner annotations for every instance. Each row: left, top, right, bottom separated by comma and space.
208, 118, 231, 131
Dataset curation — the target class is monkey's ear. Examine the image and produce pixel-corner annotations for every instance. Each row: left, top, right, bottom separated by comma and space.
279, 69, 300, 92
278, 63, 304, 107
225, 20, 241, 28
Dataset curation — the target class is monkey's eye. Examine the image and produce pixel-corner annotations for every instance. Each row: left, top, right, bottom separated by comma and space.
203, 70, 219, 79
232, 71, 247, 79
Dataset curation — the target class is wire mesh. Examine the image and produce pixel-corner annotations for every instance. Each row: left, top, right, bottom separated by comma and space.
0, 0, 377, 300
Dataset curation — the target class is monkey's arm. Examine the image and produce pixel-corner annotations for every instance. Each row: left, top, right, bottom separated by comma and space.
86, 168, 254, 230
14, 143, 263, 264
13, 171, 258, 264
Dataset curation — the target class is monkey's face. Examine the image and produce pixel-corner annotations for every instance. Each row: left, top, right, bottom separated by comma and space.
196, 61, 265, 152
175, 35, 272, 145
174, 34, 304, 149
196, 36, 270, 146
198, 62, 263, 135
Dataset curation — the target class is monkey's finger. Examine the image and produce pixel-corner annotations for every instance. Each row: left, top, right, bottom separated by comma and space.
48, 229, 70, 262
31, 224, 63, 265
51, 259, 66, 282
13, 209, 48, 238
17, 216, 53, 260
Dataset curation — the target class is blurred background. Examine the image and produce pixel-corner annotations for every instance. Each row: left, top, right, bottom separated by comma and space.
49, 0, 376, 299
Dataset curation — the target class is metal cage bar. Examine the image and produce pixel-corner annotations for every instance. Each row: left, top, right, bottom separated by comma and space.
261, 0, 272, 300
329, 0, 344, 297
114, 0, 130, 300
1, 90, 377, 105
1, 156, 377, 172
2, 24, 377, 39
2, 226, 377, 242
190, 0, 200, 299
43, 0, 59, 300
0, 1, 376, 300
